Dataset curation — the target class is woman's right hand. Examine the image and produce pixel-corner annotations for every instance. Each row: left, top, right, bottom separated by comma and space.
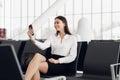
27, 24, 34, 38
27, 30, 33, 39
27, 30, 36, 43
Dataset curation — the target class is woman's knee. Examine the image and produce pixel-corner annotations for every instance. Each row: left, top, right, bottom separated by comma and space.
33, 53, 46, 62
39, 62, 48, 74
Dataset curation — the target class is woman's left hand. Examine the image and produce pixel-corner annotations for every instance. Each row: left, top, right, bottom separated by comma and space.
48, 58, 59, 64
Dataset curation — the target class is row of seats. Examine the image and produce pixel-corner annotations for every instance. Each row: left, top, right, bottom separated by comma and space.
0, 40, 87, 75
0, 39, 119, 80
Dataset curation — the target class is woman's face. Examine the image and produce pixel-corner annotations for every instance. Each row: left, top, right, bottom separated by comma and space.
54, 18, 65, 32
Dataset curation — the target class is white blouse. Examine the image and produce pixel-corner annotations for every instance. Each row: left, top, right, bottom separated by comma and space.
34, 34, 77, 64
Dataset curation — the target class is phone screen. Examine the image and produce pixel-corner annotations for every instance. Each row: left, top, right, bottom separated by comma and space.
29, 24, 33, 29
29, 24, 34, 35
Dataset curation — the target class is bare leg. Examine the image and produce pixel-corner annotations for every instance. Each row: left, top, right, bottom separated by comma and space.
31, 62, 48, 80
38, 62, 48, 74
24, 53, 46, 80
31, 70, 40, 80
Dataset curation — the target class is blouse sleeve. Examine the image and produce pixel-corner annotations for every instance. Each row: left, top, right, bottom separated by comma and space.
34, 38, 51, 50
58, 36, 77, 64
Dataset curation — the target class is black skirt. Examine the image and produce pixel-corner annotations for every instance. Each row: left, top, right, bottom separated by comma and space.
23, 53, 76, 76
45, 54, 76, 76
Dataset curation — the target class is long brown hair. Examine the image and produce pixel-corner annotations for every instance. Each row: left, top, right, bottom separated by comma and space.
55, 16, 71, 36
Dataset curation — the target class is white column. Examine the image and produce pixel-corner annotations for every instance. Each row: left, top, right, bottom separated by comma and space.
0, 1, 2, 7
77, 17, 94, 41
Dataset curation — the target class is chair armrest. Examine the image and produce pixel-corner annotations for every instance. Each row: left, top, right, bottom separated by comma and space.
111, 63, 120, 66
110, 63, 120, 80
41, 76, 66, 80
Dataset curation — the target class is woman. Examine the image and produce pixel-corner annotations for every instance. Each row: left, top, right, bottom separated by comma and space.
25, 16, 77, 80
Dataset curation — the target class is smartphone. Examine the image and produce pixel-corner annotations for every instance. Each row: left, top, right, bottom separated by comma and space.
29, 24, 33, 29
29, 24, 34, 35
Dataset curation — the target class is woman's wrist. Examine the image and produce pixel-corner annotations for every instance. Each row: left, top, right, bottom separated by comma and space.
56, 60, 60, 64
30, 35, 34, 39
30, 36, 36, 43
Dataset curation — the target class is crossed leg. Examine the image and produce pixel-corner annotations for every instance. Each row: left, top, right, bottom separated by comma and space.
24, 53, 48, 80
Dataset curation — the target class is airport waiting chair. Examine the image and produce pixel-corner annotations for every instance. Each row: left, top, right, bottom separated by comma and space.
20, 40, 47, 72
77, 41, 88, 71
0, 42, 67, 80
0, 40, 22, 54
0, 40, 23, 62
65, 41, 83, 76
0, 44, 23, 80
78, 41, 120, 80
110, 63, 120, 80
65, 42, 87, 80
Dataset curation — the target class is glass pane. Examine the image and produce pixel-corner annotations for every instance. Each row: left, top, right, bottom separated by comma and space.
83, 0, 91, 14
92, 0, 101, 13
112, 13, 120, 39
102, 0, 111, 12
5, 18, 10, 39
22, 0, 27, 17
102, 13, 111, 29
4, 18, 10, 28
65, 0, 73, 14
42, 0, 48, 13
0, 0, 4, 17
111, 27, 120, 40
0, 17, 4, 28
12, 18, 21, 39
41, 21, 49, 39
112, 13, 120, 23
28, 0, 34, 17
50, 0, 56, 5
92, 14, 101, 39
74, 0, 82, 14
102, 13, 111, 39
74, 15, 82, 33
113, 0, 120, 12
22, 18, 27, 29
0, 0, 4, 27
103, 30, 112, 39
5, 0, 10, 17
28, 17, 34, 25
12, 0, 20, 17
35, 0, 41, 17
56, 6, 64, 16
82, 14, 94, 40
83, 15, 91, 26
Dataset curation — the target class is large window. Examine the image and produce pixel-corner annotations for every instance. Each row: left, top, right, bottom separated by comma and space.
0, 0, 120, 40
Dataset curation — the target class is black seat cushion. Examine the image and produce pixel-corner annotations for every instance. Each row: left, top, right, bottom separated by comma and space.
83, 41, 119, 79
0, 40, 22, 55
0, 40, 23, 62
